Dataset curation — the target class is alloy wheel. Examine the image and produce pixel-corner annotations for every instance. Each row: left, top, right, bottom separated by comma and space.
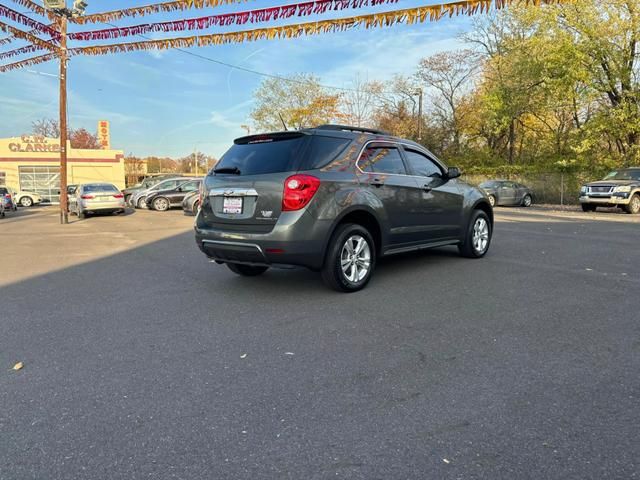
523, 195, 532, 207
154, 198, 169, 211
630, 195, 640, 214
472, 217, 490, 254
20, 196, 33, 207
488, 195, 496, 207
340, 235, 371, 283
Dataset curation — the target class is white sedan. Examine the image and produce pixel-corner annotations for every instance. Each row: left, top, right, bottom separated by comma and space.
13, 190, 43, 207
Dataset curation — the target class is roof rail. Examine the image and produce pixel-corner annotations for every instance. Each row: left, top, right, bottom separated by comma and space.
315, 124, 390, 136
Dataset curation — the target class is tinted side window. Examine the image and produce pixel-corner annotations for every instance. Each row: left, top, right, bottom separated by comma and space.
359, 146, 406, 175
404, 149, 442, 177
305, 136, 351, 169
182, 181, 200, 192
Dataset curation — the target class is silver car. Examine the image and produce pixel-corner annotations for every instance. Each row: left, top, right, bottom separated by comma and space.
129, 177, 191, 209
70, 183, 126, 219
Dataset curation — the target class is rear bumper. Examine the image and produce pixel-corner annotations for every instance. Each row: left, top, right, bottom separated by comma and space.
195, 210, 331, 270
580, 195, 632, 206
80, 200, 125, 212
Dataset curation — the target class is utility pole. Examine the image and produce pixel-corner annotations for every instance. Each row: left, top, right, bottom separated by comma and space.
58, 12, 68, 224
416, 88, 423, 144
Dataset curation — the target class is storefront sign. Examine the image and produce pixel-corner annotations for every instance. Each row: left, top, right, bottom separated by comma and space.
98, 120, 110, 149
8, 135, 60, 153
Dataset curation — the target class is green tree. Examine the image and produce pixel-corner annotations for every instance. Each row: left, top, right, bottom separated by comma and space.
250, 74, 343, 131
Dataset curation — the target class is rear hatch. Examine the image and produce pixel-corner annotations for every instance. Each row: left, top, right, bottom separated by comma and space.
202, 132, 310, 232
82, 184, 122, 204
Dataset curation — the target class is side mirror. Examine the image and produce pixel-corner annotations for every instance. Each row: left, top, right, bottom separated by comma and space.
447, 167, 461, 180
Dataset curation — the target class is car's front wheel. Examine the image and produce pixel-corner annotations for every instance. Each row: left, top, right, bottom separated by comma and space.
153, 197, 170, 211
322, 223, 376, 293
227, 263, 269, 276
459, 210, 492, 258
624, 194, 640, 214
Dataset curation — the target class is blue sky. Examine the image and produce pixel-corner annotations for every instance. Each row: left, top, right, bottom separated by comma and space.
1, 0, 472, 158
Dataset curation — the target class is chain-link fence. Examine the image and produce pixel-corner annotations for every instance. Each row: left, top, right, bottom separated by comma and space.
462, 171, 595, 205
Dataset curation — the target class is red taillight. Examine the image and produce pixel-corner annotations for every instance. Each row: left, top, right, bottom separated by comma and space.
282, 175, 320, 211
81, 194, 94, 199
113, 193, 124, 198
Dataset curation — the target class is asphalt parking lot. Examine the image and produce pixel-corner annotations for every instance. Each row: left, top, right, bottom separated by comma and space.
1, 206, 639, 479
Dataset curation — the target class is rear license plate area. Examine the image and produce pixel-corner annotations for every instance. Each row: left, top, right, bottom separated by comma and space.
223, 197, 243, 214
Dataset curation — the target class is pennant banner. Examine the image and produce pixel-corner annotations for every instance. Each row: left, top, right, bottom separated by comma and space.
0, 22, 59, 52
69, 0, 399, 41
0, 52, 58, 72
0, 5, 59, 37
11, 0, 53, 19
68, 0, 569, 56
73, 0, 252, 25
0, 44, 41, 61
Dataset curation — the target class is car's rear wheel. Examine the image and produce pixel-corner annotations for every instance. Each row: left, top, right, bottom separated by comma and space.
459, 210, 492, 258
192, 200, 200, 215
124, 194, 132, 204
488, 194, 496, 207
137, 198, 146, 209
227, 263, 269, 276
20, 196, 33, 207
624, 194, 640, 214
581, 204, 596, 212
78, 209, 86, 219
153, 197, 170, 212
322, 223, 376, 293
522, 194, 532, 207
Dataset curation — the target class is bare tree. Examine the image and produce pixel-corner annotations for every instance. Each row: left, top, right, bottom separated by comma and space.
341, 75, 384, 127
416, 50, 479, 154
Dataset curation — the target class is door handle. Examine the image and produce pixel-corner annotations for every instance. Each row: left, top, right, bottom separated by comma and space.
370, 178, 384, 188
422, 184, 432, 192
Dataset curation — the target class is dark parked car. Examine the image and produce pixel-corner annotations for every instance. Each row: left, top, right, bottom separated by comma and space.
479, 180, 533, 207
182, 190, 200, 215
0, 186, 16, 217
122, 174, 181, 204
195, 125, 493, 292
579, 168, 640, 214
146, 179, 202, 211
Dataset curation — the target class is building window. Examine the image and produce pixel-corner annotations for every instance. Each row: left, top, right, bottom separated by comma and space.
19, 166, 61, 204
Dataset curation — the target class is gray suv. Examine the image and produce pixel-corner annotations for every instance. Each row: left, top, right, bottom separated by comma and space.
195, 125, 493, 292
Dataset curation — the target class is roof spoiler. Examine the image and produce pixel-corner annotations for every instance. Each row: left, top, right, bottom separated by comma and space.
234, 131, 308, 145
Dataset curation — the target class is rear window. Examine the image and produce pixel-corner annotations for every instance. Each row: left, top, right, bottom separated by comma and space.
83, 184, 118, 193
216, 133, 308, 175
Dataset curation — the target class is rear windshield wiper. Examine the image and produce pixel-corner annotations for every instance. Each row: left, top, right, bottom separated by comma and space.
213, 166, 241, 175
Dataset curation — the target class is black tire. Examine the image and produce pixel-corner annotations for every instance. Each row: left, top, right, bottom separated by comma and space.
124, 194, 131, 204
78, 209, 86, 219
624, 194, 640, 214
522, 194, 532, 207
458, 210, 492, 258
488, 194, 496, 207
581, 204, 596, 212
136, 198, 146, 209
192, 200, 200, 215
153, 197, 170, 212
321, 223, 376, 293
20, 196, 33, 207
227, 263, 269, 276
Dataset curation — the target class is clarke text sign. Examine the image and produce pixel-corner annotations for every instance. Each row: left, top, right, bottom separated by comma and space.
8, 136, 61, 153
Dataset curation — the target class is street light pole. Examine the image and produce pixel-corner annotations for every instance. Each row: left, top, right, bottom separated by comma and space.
58, 12, 68, 224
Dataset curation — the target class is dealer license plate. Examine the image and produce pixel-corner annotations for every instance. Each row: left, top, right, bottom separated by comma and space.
223, 197, 243, 214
